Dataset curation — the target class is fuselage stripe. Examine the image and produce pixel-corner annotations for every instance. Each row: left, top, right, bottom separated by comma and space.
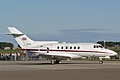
21, 49, 109, 54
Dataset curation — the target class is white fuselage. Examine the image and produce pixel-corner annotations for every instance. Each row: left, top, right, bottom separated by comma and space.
7, 27, 118, 62
23, 43, 117, 58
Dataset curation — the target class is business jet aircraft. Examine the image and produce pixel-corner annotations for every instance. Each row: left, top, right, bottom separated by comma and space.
6, 27, 117, 64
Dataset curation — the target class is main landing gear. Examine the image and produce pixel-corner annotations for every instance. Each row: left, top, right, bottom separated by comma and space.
98, 56, 110, 64
51, 60, 62, 64
99, 58, 103, 64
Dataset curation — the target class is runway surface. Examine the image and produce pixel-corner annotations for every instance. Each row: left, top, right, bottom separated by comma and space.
0, 60, 120, 80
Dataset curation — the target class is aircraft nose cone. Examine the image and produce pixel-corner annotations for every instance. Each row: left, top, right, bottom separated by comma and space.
110, 50, 117, 56
114, 52, 118, 55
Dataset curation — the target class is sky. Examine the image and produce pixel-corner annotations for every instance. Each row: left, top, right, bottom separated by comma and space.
0, 0, 120, 46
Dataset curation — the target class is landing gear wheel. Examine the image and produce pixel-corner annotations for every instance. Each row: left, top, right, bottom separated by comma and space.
51, 60, 55, 65
51, 60, 61, 64
99, 60, 103, 64
55, 60, 61, 64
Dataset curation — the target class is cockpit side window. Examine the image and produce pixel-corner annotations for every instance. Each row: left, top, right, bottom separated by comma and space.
94, 45, 99, 48
99, 45, 103, 48
94, 45, 103, 48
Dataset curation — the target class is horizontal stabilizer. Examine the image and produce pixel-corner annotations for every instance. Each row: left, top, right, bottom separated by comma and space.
6, 27, 24, 36
5, 32, 24, 36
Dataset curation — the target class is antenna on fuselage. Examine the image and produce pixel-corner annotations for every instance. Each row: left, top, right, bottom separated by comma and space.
104, 40, 106, 48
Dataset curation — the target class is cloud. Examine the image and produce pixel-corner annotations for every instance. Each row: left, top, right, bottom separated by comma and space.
28, 29, 120, 43
59, 29, 105, 33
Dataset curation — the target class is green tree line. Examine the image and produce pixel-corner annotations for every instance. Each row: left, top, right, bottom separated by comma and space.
0, 42, 13, 50
1, 41, 120, 50
97, 41, 120, 48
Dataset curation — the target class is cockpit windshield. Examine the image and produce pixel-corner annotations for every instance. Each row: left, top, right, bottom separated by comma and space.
99, 45, 103, 48
94, 45, 103, 48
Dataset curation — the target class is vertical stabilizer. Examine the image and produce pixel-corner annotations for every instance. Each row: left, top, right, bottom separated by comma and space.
7, 27, 33, 48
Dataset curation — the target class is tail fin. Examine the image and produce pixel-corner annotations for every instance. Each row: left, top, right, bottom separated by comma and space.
6, 27, 33, 48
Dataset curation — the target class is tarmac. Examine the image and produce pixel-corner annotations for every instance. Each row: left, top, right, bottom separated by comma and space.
0, 60, 120, 80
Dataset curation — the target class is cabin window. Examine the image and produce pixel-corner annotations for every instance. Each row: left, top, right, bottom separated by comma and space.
61, 46, 63, 49
70, 46, 72, 49
57, 46, 59, 49
74, 46, 76, 49
78, 46, 80, 49
66, 46, 68, 49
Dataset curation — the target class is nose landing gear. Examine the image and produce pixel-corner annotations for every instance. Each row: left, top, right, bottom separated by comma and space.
99, 60, 103, 64
51, 60, 62, 64
99, 58, 103, 64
